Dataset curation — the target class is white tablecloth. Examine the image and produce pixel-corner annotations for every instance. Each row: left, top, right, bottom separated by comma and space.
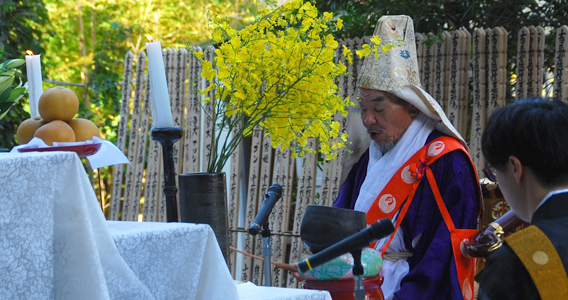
236, 282, 331, 300
109, 221, 238, 299
0, 151, 238, 300
0, 151, 331, 300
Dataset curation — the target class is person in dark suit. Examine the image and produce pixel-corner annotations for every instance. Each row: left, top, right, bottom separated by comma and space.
478, 98, 568, 299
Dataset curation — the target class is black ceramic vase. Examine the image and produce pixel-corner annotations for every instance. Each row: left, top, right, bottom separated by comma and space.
178, 172, 229, 264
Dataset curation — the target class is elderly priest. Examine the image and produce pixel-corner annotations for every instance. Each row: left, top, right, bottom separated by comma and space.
334, 15, 480, 300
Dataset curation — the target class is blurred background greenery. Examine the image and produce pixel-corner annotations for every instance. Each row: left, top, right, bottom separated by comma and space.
2, 0, 565, 150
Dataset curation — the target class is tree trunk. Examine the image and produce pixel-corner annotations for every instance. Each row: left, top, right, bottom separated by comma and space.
77, 7, 90, 109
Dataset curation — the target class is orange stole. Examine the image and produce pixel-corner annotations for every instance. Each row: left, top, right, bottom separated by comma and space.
366, 136, 480, 300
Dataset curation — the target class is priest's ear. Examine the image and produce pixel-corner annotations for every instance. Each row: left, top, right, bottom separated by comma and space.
408, 105, 419, 117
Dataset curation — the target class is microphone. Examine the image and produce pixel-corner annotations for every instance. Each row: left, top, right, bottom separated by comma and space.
298, 218, 395, 273
248, 184, 283, 235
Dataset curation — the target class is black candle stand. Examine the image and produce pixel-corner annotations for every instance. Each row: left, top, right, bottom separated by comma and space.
150, 126, 183, 222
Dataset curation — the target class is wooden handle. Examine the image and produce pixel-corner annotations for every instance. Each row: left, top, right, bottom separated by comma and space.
230, 246, 298, 272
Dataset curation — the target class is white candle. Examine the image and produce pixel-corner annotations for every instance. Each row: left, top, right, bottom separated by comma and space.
25, 51, 42, 117
145, 39, 174, 128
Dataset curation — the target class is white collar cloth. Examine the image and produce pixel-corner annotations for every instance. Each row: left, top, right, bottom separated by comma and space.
354, 112, 436, 213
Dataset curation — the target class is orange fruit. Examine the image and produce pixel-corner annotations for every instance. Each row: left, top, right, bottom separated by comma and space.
38, 86, 79, 122
68, 118, 100, 142
16, 116, 46, 144
33, 120, 76, 146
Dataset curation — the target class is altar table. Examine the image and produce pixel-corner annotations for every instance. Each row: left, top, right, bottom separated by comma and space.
0, 151, 238, 300
0, 151, 332, 300
109, 221, 238, 299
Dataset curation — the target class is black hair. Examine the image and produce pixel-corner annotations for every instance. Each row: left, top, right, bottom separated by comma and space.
481, 98, 568, 188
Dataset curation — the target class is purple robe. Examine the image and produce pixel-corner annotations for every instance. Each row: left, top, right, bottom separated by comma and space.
334, 131, 480, 300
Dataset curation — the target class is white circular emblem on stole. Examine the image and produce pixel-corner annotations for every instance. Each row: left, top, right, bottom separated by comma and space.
378, 194, 396, 214
428, 141, 445, 157
462, 278, 473, 300
401, 165, 416, 184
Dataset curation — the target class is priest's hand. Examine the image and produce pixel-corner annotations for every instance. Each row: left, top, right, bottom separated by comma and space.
291, 263, 304, 280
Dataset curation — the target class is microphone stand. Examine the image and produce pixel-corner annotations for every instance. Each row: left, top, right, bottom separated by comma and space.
262, 222, 272, 287
351, 250, 365, 300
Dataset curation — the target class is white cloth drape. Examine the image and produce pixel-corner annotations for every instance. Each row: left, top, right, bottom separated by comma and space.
236, 282, 331, 300
109, 221, 239, 300
1, 151, 152, 300
0, 151, 239, 300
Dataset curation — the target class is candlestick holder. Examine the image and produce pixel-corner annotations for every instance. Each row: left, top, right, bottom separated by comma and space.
150, 126, 183, 222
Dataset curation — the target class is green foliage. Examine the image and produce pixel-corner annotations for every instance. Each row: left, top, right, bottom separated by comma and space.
316, 0, 567, 39
0, 46, 27, 123
38, 0, 269, 146
0, 0, 47, 149
316, 1, 568, 98
0, 0, 47, 57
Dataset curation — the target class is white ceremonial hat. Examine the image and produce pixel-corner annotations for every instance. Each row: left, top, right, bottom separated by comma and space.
357, 15, 420, 91
356, 15, 467, 150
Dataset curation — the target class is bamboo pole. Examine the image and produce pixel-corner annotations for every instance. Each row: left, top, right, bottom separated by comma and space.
230, 247, 298, 273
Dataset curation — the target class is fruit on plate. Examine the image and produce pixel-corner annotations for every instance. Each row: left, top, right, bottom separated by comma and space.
33, 120, 76, 146
38, 86, 79, 122
16, 116, 46, 144
68, 118, 100, 142
17, 86, 101, 146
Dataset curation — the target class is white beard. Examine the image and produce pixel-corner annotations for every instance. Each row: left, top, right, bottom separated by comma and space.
378, 141, 395, 153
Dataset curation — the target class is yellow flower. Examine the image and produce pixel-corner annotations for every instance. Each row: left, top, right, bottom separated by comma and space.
330, 121, 340, 132
342, 45, 353, 64
381, 44, 394, 53
370, 36, 381, 45
193, 51, 204, 59
325, 34, 338, 49
336, 18, 343, 30
218, 68, 230, 80
309, 40, 322, 48
356, 44, 371, 58
306, 9, 318, 19
194, 0, 395, 172
202, 69, 215, 81
325, 152, 337, 160
234, 91, 246, 100
212, 31, 223, 43
202, 60, 212, 70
